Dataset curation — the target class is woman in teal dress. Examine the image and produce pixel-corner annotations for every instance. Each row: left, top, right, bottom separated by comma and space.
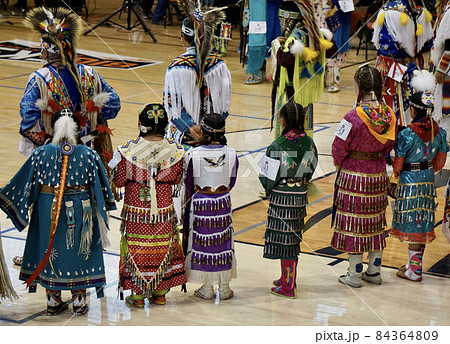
0, 110, 116, 315
391, 71, 449, 282
259, 102, 318, 298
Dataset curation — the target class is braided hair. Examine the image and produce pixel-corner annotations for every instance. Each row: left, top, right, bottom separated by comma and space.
199, 113, 227, 145
138, 103, 169, 137
354, 65, 383, 104
280, 102, 305, 135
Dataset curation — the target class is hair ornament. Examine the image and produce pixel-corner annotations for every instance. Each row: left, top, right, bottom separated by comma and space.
140, 125, 152, 134
200, 120, 225, 133
358, 62, 370, 69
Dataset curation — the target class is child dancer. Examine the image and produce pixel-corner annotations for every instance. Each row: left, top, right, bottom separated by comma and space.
259, 102, 318, 298
184, 113, 239, 300
391, 71, 448, 281
331, 65, 397, 287
112, 103, 187, 307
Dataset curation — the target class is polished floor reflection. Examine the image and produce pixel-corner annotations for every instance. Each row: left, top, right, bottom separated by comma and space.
0, 1, 449, 326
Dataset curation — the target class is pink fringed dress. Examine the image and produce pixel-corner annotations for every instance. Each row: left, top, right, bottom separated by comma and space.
331, 105, 396, 253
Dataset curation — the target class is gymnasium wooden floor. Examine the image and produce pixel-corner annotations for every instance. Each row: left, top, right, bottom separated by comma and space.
0, 1, 449, 328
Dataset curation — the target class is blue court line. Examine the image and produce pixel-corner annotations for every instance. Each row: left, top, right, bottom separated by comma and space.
1, 234, 26, 241
0, 73, 30, 81
0, 84, 23, 90
0, 227, 16, 234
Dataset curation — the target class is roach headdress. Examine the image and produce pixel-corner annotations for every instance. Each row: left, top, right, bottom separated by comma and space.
24, 7, 84, 102
178, 0, 226, 86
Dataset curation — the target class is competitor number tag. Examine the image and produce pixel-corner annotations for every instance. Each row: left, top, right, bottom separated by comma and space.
335, 118, 352, 141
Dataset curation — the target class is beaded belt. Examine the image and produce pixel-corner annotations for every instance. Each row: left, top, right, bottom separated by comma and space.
348, 150, 384, 161
402, 160, 433, 172
195, 185, 230, 194
40, 184, 89, 194
278, 177, 307, 187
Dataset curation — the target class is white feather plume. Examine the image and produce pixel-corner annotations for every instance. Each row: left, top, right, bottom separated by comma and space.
320, 28, 333, 42
289, 40, 305, 56
411, 70, 436, 93
91, 92, 111, 108
35, 99, 49, 111
52, 114, 78, 146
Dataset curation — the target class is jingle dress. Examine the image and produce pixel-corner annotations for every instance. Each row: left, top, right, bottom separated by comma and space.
0, 144, 116, 296
113, 137, 187, 295
331, 103, 397, 253
259, 129, 318, 259
390, 118, 448, 243
184, 144, 239, 284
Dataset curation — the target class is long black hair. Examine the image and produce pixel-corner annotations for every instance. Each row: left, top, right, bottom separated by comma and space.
199, 113, 227, 145
138, 103, 169, 137
280, 102, 305, 135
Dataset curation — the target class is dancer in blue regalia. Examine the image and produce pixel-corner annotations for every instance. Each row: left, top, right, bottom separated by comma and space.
0, 109, 116, 315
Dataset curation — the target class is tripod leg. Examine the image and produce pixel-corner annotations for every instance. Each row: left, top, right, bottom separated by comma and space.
130, 5, 157, 43
83, 6, 124, 36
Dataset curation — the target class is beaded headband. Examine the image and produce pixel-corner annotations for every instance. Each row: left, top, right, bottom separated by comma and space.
200, 119, 225, 133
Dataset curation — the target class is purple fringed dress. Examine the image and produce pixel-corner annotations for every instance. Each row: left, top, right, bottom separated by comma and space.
331, 106, 396, 253
185, 144, 239, 284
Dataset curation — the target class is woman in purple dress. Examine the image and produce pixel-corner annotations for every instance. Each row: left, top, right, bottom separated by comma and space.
331, 65, 397, 288
184, 113, 239, 300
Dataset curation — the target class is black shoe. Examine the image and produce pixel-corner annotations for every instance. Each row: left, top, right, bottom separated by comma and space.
73, 304, 88, 316
46, 302, 68, 316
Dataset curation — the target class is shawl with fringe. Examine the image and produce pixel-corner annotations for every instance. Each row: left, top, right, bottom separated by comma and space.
164, 48, 231, 125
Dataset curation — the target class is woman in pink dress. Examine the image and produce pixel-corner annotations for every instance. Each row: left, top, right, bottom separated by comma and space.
331, 65, 397, 288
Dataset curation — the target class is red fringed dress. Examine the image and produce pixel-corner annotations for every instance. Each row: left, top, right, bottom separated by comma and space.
113, 137, 187, 295
331, 104, 397, 253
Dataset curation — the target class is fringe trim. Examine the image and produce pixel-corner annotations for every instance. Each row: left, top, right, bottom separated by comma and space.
264, 227, 302, 245
193, 194, 231, 212
263, 241, 300, 259
188, 249, 234, 266
120, 204, 175, 224
98, 211, 111, 249
204, 61, 231, 115
267, 205, 306, 222
331, 231, 387, 253
0, 233, 18, 301
122, 226, 177, 298
79, 199, 93, 258
185, 263, 237, 285
192, 224, 233, 247
430, 7, 450, 65
415, 9, 433, 53
193, 213, 232, 229
335, 192, 388, 214
333, 210, 387, 234
269, 191, 308, 207
164, 67, 200, 123
337, 169, 389, 194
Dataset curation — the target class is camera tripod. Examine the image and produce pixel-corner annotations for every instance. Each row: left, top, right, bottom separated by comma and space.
83, 0, 157, 43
